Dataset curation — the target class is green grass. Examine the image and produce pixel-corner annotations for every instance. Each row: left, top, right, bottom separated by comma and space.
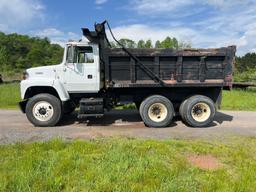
222, 89, 256, 111
0, 83, 20, 109
1, 137, 256, 191
0, 83, 256, 111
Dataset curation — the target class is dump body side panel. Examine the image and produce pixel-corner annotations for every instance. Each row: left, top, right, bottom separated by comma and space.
102, 46, 236, 89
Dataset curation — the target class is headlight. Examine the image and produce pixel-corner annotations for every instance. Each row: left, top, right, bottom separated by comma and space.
22, 71, 29, 80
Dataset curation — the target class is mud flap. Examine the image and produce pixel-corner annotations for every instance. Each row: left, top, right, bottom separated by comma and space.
19, 100, 28, 113
216, 90, 222, 110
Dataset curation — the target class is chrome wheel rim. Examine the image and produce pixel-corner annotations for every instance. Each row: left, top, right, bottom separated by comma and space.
148, 103, 168, 122
191, 102, 211, 122
32, 101, 54, 122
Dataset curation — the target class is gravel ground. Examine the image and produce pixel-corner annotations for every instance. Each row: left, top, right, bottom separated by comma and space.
0, 109, 256, 144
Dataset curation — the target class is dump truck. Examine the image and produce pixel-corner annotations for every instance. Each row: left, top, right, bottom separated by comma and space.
19, 21, 236, 128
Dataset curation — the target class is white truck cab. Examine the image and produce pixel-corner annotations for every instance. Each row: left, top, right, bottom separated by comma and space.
21, 41, 101, 101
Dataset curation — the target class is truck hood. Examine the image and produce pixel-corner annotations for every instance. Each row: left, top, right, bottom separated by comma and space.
26, 65, 57, 79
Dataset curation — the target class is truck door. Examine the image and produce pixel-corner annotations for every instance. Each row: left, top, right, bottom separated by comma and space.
63, 45, 100, 93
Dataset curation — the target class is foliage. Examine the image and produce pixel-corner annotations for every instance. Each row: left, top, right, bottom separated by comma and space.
235, 53, 256, 82
137, 40, 145, 48
234, 68, 256, 83
144, 39, 153, 48
0, 32, 64, 75
118, 38, 137, 48
1, 137, 256, 191
236, 53, 256, 72
111, 36, 191, 49
156, 37, 178, 49
155, 40, 161, 48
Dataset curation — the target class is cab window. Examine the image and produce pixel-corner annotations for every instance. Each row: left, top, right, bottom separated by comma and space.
77, 46, 94, 63
66, 46, 94, 63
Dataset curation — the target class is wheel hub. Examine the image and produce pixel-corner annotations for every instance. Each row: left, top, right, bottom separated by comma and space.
148, 103, 168, 122
32, 101, 54, 122
191, 102, 211, 122
39, 107, 47, 115
152, 107, 161, 116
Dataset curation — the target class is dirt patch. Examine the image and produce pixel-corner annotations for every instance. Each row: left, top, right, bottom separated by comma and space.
187, 154, 222, 170
70, 129, 127, 139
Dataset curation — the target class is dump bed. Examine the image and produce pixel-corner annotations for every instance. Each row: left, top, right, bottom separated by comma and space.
102, 46, 236, 89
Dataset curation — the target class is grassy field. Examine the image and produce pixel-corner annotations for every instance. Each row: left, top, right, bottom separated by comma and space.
222, 88, 256, 111
0, 83, 256, 111
0, 137, 256, 191
0, 83, 21, 109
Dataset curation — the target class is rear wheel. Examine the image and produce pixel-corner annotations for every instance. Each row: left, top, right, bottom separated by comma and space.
181, 95, 215, 127
139, 95, 174, 128
25, 94, 63, 127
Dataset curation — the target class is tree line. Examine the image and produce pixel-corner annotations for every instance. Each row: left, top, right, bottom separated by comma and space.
111, 37, 191, 49
0, 32, 63, 75
234, 53, 256, 82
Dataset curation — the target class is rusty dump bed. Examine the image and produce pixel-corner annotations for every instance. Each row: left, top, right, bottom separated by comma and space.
102, 46, 236, 89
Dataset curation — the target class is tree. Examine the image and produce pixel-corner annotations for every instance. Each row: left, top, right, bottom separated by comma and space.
118, 38, 137, 48
160, 37, 172, 48
145, 40, 153, 48
172, 37, 179, 49
160, 37, 180, 49
0, 47, 8, 71
236, 53, 256, 72
137, 40, 145, 48
155, 40, 161, 48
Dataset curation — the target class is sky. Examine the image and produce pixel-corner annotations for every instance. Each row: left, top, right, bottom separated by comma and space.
0, 0, 256, 55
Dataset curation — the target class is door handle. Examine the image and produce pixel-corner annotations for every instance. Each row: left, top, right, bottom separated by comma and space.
87, 75, 93, 79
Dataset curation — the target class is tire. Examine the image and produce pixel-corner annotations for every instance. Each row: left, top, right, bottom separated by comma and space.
181, 95, 216, 127
179, 98, 188, 122
139, 95, 174, 128
25, 94, 63, 127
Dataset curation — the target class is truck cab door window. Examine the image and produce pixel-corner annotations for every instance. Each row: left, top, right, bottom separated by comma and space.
77, 47, 94, 63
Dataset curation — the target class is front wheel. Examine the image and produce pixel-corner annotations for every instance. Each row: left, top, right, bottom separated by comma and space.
25, 94, 63, 127
181, 95, 216, 127
139, 95, 174, 128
